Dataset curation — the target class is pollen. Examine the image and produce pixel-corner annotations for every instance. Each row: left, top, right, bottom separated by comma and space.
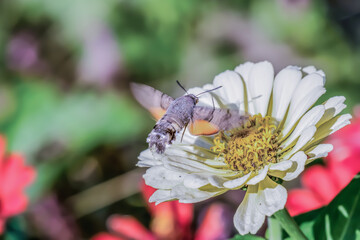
211, 114, 280, 174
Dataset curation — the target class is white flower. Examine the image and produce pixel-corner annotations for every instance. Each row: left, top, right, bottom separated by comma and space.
137, 61, 351, 235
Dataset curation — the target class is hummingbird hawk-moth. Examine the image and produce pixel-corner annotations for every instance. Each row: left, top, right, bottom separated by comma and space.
130, 82, 248, 154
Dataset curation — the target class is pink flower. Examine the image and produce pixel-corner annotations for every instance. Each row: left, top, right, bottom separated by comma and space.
286, 164, 353, 216
326, 115, 360, 175
92, 181, 230, 240
286, 113, 360, 216
0, 136, 36, 233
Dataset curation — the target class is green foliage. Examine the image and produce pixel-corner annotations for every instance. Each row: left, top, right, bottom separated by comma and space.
291, 208, 325, 240
230, 234, 265, 240
112, 0, 204, 80
248, 1, 360, 113
281, 174, 360, 240
2, 81, 146, 159
312, 174, 360, 240
7, 0, 119, 46
0, 80, 147, 200
3, 217, 27, 240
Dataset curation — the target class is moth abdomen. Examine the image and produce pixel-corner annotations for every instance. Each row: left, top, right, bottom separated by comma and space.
147, 121, 177, 154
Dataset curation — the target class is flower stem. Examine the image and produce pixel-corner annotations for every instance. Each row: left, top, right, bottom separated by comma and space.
273, 208, 308, 240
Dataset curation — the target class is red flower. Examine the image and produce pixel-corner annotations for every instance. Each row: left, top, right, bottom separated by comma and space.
92, 181, 230, 240
286, 114, 360, 216
0, 135, 36, 233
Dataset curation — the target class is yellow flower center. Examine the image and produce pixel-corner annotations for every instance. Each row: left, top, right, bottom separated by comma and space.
211, 114, 280, 174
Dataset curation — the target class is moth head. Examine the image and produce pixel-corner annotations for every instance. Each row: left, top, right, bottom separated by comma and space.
187, 94, 199, 104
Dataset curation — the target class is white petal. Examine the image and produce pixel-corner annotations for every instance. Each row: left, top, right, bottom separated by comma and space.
302, 66, 326, 79
256, 177, 287, 216
208, 175, 227, 188
287, 65, 301, 71
269, 160, 293, 171
329, 114, 352, 134
282, 72, 325, 136
213, 70, 245, 108
271, 67, 302, 121
248, 61, 274, 116
223, 172, 252, 189
176, 131, 198, 145
137, 149, 162, 167
268, 161, 296, 179
234, 185, 265, 235
282, 85, 326, 137
234, 62, 254, 82
291, 73, 324, 109
138, 149, 153, 160
164, 147, 224, 173
163, 154, 233, 176
282, 105, 324, 146
234, 62, 256, 114
247, 165, 269, 185
310, 114, 351, 145
307, 144, 333, 157
324, 96, 346, 115
283, 151, 307, 181
317, 96, 346, 126
287, 126, 317, 157
302, 66, 317, 74
188, 83, 239, 111
203, 83, 216, 90
316, 70, 325, 78
171, 184, 224, 203
306, 144, 333, 163
183, 174, 209, 188
173, 134, 214, 150
149, 190, 173, 204
143, 166, 188, 189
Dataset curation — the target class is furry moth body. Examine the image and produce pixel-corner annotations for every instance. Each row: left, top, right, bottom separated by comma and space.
130, 82, 248, 154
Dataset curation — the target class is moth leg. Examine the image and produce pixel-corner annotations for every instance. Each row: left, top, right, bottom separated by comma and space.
211, 96, 215, 111
180, 124, 188, 143
210, 92, 227, 109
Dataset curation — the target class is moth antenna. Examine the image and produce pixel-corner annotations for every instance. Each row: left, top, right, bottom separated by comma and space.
250, 95, 262, 102
196, 86, 222, 97
176, 80, 188, 94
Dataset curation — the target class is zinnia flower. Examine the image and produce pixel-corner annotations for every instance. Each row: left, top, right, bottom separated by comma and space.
287, 113, 360, 216
137, 61, 351, 235
0, 135, 36, 233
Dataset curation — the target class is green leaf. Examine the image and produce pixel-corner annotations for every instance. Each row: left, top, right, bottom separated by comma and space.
282, 174, 360, 240
294, 207, 325, 223
293, 207, 325, 240
230, 234, 265, 240
3, 216, 27, 240
313, 174, 360, 240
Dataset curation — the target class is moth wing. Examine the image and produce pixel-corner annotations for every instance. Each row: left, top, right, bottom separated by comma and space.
189, 106, 248, 135
130, 82, 174, 120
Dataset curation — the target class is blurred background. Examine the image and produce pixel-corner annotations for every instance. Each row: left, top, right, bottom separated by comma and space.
0, 0, 359, 239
